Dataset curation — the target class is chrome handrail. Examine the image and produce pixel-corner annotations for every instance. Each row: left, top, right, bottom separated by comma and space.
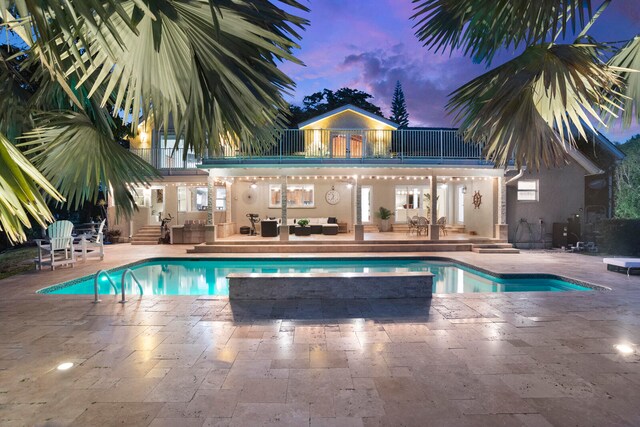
119, 269, 144, 303
93, 270, 118, 303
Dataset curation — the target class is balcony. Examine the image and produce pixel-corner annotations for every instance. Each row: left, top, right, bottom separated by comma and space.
131, 129, 490, 170
130, 147, 201, 171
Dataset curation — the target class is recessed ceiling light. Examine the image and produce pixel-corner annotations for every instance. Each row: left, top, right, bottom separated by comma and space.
57, 362, 74, 371
614, 344, 634, 354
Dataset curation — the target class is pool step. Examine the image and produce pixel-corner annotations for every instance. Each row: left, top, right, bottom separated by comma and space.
207, 238, 507, 246
188, 242, 474, 253
471, 243, 520, 254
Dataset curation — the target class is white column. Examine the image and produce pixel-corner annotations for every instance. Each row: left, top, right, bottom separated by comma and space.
429, 175, 439, 240
225, 180, 232, 224
495, 176, 508, 240
279, 177, 289, 241
354, 176, 364, 240
205, 174, 216, 244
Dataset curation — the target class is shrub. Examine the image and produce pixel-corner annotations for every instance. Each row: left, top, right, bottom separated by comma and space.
596, 219, 640, 255
297, 219, 310, 227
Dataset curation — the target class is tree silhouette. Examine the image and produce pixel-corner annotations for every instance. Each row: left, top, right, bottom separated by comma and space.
616, 134, 640, 219
288, 88, 384, 126
390, 81, 409, 128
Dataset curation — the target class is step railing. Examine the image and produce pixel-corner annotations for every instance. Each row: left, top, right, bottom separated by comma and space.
120, 269, 144, 303
93, 270, 118, 303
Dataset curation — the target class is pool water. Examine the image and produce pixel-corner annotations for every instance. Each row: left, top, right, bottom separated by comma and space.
39, 258, 592, 296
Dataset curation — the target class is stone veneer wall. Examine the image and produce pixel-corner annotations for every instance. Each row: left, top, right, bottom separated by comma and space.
228, 272, 433, 299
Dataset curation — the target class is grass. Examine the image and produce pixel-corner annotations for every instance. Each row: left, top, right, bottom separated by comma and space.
0, 247, 37, 280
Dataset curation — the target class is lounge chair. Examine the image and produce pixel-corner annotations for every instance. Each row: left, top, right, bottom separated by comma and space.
35, 220, 76, 270
79, 219, 105, 261
603, 258, 640, 276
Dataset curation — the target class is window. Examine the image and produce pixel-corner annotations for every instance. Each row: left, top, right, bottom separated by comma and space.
132, 187, 148, 207
269, 184, 314, 208
178, 186, 208, 212
215, 187, 227, 211
517, 180, 539, 201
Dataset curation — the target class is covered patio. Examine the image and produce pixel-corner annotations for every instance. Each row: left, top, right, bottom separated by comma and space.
202, 167, 510, 245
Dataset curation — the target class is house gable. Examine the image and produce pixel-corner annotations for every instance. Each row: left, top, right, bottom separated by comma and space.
298, 104, 398, 130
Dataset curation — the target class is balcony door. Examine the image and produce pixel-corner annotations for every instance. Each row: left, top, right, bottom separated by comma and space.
330, 132, 363, 158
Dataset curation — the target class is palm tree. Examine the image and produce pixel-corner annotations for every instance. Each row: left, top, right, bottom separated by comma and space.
0, 0, 308, 243
412, 0, 639, 169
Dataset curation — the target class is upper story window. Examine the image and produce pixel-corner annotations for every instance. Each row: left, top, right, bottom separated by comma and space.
269, 184, 314, 208
178, 186, 208, 212
517, 180, 539, 201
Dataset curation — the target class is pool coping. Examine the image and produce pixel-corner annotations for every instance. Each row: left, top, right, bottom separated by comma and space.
35, 256, 611, 295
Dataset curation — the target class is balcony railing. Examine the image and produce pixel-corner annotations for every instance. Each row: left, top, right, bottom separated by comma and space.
130, 147, 201, 170
131, 129, 488, 169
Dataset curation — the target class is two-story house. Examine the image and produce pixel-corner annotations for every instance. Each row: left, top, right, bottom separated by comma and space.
109, 104, 624, 251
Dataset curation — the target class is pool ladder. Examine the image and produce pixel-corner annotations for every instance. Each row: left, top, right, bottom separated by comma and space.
93, 269, 143, 304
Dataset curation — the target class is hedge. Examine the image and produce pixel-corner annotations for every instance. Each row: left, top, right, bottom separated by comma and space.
596, 219, 640, 256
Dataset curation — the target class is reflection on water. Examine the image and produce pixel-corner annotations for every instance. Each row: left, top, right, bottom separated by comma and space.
52, 259, 591, 296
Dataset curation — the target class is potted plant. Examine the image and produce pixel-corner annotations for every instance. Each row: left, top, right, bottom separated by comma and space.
106, 229, 122, 243
376, 207, 393, 232
295, 218, 312, 236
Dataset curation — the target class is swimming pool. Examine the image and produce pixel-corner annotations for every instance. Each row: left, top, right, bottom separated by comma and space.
38, 258, 593, 296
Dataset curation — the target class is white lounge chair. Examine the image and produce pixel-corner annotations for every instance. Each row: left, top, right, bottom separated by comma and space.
79, 219, 105, 261
35, 220, 76, 270
603, 258, 640, 276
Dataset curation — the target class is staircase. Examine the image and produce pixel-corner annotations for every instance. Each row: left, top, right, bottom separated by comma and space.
131, 225, 162, 245
471, 242, 520, 254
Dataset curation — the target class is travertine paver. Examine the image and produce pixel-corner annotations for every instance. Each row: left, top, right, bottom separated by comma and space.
0, 244, 639, 426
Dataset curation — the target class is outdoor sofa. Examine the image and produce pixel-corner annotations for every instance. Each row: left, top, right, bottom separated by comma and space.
260, 217, 339, 236
603, 257, 640, 276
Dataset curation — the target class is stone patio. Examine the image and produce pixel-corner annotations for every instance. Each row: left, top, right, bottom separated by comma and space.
0, 244, 639, 426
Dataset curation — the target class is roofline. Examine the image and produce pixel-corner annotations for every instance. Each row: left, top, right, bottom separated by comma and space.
297, 104, 399, 129
566, 147, 604, 175
592, 129, 626, 161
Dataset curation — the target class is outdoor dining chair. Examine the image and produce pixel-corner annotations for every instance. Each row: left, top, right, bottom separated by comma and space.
416, 216, 429, 236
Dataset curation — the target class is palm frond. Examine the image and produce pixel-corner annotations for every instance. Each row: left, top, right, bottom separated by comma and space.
448, 43, 621, 169
69, 0, 307, 158
0, 132, 62, 243
412, 0, 592, 64
608, 36, 640, 127
19, 111, 161, 218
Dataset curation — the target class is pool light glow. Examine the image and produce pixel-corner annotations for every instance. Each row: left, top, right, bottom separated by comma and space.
614, 344, 634, 355
57, 362, 74, 371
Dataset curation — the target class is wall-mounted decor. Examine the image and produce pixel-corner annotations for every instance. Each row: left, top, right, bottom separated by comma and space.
472, 191, 482, 209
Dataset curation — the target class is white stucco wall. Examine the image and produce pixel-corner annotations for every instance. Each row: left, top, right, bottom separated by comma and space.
231, 180, 355, 232
462, 179, 495, 237
107, 175, 209, 237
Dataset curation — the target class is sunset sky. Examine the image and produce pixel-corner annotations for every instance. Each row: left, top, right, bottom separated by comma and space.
281, 1, 640, 143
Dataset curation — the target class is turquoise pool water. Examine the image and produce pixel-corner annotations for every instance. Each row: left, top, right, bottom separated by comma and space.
39, 258, 592, 296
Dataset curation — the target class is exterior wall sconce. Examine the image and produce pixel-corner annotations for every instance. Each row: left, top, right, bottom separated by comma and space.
461, 185, 467, 194
250, 182, 258, 189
